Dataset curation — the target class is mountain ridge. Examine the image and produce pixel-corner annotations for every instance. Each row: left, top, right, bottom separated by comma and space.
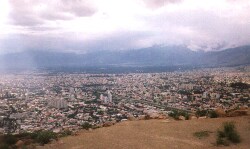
0, 45, 249, 69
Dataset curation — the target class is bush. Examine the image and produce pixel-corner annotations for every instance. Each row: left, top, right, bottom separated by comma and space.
35, 131, 57, 145
216, 122, 241, 146
216, 137, 224, 145
223, 122, 235, 134
216, 137, 229, 146
195, 109, 208, 117
0, 143, 10, 149
59, 130, 72, 137
217, 130, 225, 138
209, 110, 218, 118
184, 112, 189, 120
144, 115, 151, 120
168, 110, 179, 120
193, 131, 209, 139
29, 131, 39, 140
227, 131, 240, 143
3, 134, 17, 145
169, 110, 190, 120
81, 122, 92, 130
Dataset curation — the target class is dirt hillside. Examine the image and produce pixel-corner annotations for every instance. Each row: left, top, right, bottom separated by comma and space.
39, 116, 250, 149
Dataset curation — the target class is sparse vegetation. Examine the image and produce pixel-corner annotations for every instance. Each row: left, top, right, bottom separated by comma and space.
209, 110, 218, 118
168, 110, 190, 120
0, 130, 71, 148
193, 131, 210, 139
216, 121, 241, 146
2, 134, 17, 145
0, 144, 10, 149
59, 130, 72, 137
81, 122, 92, 130
195, 109, 208, 117
195, 109, 218, 118
35, 130, 57, 145
144, 114, 151, 120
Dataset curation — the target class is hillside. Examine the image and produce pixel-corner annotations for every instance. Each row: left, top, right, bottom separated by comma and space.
39, 116, 250, 149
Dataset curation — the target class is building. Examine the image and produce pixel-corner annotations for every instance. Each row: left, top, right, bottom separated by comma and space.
49, 98, 68, 109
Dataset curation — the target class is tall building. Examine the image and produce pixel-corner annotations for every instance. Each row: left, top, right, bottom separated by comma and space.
49, 98, 68, 109
100, 94, 104, 100
107, 90, 112, 102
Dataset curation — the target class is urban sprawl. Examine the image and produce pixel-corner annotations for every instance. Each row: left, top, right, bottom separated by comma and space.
0, 67, 249, 134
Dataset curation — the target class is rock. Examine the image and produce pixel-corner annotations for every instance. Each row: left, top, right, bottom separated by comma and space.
162, 119, 171, 123
88, 128, 93, 131
158, 115, 167, 119
103, 121, 113, 127
198, 116, 207, 119
15, 140, 24, 148
138, 115, 146, 120
127, 114, 136, 121
227, 110, 248, 117
215, 108, 226, 117
191, 116, 197, 120
149, 113, 160, 119
179, 116, 185, 120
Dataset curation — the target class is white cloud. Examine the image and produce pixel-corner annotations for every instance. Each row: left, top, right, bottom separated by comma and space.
0, 0, 250, 54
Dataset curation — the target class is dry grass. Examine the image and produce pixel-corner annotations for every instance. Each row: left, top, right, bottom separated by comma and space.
39, 116, 250, 149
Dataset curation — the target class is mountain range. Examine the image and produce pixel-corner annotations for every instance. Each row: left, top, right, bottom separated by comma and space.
0, 45, 249, 70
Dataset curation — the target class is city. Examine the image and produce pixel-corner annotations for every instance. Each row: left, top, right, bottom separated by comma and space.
0, 67, 249, 134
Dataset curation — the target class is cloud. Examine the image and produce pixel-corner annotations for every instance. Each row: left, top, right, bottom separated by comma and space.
0, 30, 154, 55
0, 0, 250, 54
138, 0, 250, 50
60, 0, 96, 17
8, 0, 96, 26
142, 0, 182, 9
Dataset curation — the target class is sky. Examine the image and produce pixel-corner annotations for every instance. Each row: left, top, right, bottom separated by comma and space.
0, 0, 250, 54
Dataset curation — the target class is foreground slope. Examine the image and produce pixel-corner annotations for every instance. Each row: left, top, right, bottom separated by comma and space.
40, 116, 250, 149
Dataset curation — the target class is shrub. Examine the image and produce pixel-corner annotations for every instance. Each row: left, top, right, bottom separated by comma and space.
193, 131, 209, 139
144, 115, 151, 120
216, 137, 229, 146
82, 122, 92, 130
3, 134, 17, 145
195, 109, 208, 117
169, 110, 190, 120
216, 122, 241, 146
168, 110, 179, 120
184, 112, 190, 120
216, 137, 224, 145
223, 122, 241, 143
59, 130, 72, 137
223, 122, 235, 134
35, 131, 57, 145
209, 110, 218, 118
217, 130, 225, 138
227, 131, 240, 143
0, 144, 9, 149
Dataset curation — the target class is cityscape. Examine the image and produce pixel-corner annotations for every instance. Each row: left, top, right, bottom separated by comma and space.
0, 67, 249, 134
0, 0, 250, 148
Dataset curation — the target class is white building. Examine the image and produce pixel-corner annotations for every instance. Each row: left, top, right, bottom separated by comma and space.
107, 90, 112, 102
49, 98, 68, 109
